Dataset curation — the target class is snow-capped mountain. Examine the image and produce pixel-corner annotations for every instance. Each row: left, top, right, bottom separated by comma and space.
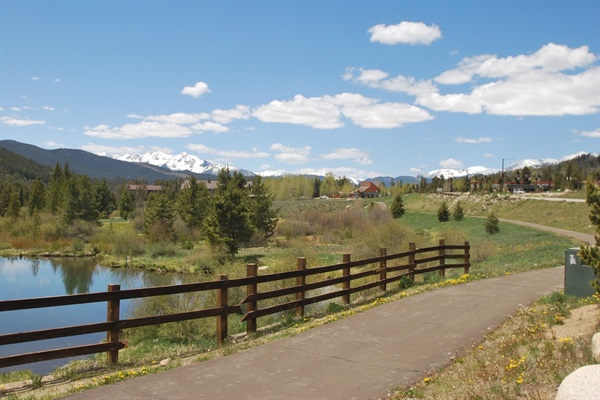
107, 151, 255, 177
426, 166, 501, 179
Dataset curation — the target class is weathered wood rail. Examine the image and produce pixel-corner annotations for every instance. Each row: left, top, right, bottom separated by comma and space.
0, 240, 469, 369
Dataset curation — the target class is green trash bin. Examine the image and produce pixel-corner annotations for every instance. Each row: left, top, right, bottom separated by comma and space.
564, 248, 596, 298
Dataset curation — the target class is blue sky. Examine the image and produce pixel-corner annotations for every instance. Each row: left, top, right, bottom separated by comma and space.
1, 1, 599, 179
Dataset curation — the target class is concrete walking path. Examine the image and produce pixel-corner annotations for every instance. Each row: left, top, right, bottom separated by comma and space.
499, 218, 595, 246
62, 267, 564, 400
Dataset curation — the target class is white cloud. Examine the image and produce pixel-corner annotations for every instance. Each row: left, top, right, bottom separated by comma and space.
270, 143, 311, 164
368, 21, 442, 45
439, 158, 464, 169
187, 144, 269, 159
31, 76, 40, 81
343, 67, 437, 97
54, 78, 61, 83
321, 148, 372, 165
42, 106, 55, 111
456, 136, 493, 144
143, 112, 207, 124
1, 116, 45, 126
181, 81, 211, 98
575, 129, 600, 138
254, 94, 343, 129
45, 141, 64, 148
254, 93, 432, 129
83, 121, 192, 139
191, 121, 230, 133
484, 153, 495, 158
211, 105, 251, 124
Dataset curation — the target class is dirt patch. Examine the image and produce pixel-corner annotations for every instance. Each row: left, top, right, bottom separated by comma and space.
548, 304, 600, 339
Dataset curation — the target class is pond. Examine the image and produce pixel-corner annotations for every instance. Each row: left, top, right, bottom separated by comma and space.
0, 257, 190, 375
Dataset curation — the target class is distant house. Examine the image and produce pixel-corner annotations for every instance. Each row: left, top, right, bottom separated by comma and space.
127, 184, 162, 192
180, 180, 218, 193
355, 181, 381, 198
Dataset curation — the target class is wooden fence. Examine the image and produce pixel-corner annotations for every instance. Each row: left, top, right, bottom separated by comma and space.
0, 240, 469, 369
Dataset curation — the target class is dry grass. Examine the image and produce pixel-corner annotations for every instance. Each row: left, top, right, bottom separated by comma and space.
389, 292, 600, 400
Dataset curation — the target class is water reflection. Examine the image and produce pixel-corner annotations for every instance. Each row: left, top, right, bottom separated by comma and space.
0, 257, 189, 375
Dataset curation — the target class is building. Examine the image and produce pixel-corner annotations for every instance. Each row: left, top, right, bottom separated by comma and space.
127, 184, 162, 192
355, 181, 381, 198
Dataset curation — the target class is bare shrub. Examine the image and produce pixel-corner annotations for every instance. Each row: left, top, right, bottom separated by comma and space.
351, 221, 414, 260
471, 240, 497, 262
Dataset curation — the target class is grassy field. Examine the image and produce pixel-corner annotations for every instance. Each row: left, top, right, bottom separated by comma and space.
0, 192, 596, 399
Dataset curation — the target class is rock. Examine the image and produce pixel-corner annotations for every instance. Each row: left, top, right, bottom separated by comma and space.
159, 358, 171, 367
555, 365, 600, 400
593, 332, 600, 362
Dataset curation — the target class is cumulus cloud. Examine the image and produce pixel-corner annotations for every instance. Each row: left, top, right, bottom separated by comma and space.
368, 21, 442, 45
181, 81, 211, 98
439, 158, 464, 169
83, 121, 192, 139
320, 148, 372, 165
575, 129, 600, 138
254, 93, 432, 129
187, 144, 269, 159
343, 68, 437, 97
1, 116, 45, 126
270, 143, 311, 164
456, 136, 493, 144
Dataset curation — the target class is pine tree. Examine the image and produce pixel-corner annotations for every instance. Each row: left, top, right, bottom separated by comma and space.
452, 201, 465, 221
248, 175, 278, 242
118, 185, 136, 220
144, 192, 176, 242
484, 212, 500, 235
390, 194, 405, 219
95, 178, 116, 219
78, 175, 100, 222
204, 168, 254, 257
312, 177, 321, 198
47, 163, 64, 214
580, 179, 600, 292
62, 177, 81, 224
176, 176, 211, 229
437, 201, 450, 222
28, 178, 46, 216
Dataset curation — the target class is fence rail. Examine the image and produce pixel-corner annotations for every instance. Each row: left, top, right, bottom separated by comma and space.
0, 240, 469, 369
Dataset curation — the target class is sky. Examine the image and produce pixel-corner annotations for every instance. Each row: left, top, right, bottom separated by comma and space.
1, 1, 599, 180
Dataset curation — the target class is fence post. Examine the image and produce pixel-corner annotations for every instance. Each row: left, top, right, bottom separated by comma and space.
342, 254, 351, 304
246, 264, 258, 334
379, 248, 387, 291
106, 284, 121, 365
438, 239, 446, 277
408, 242, 416, 283
296, 257, 306, 317
464, 241, 470, 274
217, 274, 228, 347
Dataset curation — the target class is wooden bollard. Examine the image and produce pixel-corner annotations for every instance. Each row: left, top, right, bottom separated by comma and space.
296, 257, 306, 317
438, 239, 446, 277
342, 254, 351, 304
106, 284, 121, 365
246, 264, 258, 334
408, 242, 416, 283
379, 248, 387, 291
217, 274, 228, 347
464, 241, 470, 274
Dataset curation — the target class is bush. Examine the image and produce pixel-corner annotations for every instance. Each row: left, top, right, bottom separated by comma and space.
452, 201, 465, 221
485, 212, 500, 235
437, 201, 450, 222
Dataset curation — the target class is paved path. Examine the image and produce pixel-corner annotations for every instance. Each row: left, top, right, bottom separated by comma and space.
62, 267, 564, 400
499, 218, 595, 246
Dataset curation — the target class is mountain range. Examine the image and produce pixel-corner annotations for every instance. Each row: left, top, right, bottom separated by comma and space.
0, 140, 592, 184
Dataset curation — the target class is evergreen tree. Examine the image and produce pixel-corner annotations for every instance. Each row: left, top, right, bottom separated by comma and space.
78, 175, 100, 222
452, 201, 465, 221
28, 178, 46, 216
118, 187, 136, 220
95, 178, 116, 218
7, 189, 21, 220
484, 212, 500, 235
62, 176, 81, 224
312, 177, 321, 198
390, 194, 405, 219
248, 175, 278, 242
437, 201, 450, 222
176, 176, 211, 229
47, 163, 64, 214
144, 192, 176, 242
580, 180, 600, 292
204, 168, 254, 257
